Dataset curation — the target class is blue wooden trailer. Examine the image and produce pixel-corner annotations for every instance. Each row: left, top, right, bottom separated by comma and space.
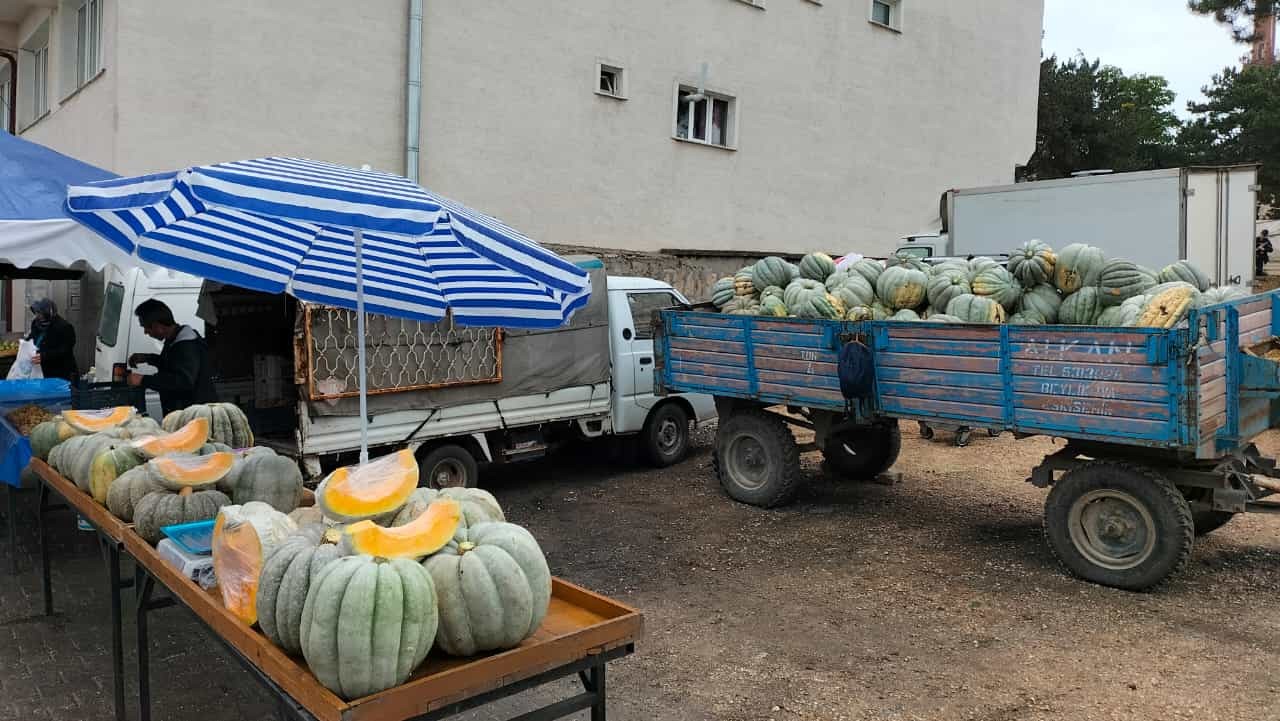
654, 289, 1280, 590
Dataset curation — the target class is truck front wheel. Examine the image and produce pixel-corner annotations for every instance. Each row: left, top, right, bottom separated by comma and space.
712, 409, 801, 508
418, 444, 479, 489
822, 422, 901, 480
642, 403, 690, 468
1043, 462, 1193, 591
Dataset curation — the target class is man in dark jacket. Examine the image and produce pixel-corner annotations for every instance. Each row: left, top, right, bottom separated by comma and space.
28, 298, 78, 382
126, 299, 217, 415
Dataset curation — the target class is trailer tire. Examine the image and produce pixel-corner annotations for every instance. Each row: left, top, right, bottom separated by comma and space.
713, 410, 801, 508
642, 403, 690, 468
822, 423, 901, 480
417, 444, 479, 489
1043, 461, 1193, 591
1191, 510, 1236, 536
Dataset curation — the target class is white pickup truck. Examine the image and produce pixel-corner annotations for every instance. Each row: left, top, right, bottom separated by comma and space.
93, 256, 715, 486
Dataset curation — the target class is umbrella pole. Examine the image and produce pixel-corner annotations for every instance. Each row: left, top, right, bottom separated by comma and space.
354, 228, 369, 464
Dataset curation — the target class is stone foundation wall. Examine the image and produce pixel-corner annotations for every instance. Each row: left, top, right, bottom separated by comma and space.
550, 245, 797, 303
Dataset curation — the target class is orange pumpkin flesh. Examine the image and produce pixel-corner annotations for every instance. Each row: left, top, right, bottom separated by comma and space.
319, 449, 418, 520
151, 451, 235, 487
132, 418, 210, 457
63, 407, 134, 433
212, 512, 263, 625
340, 498, 462, 559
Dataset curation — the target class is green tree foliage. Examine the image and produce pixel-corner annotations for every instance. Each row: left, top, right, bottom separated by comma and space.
1183, 63, 1280, 209
1188, 1, 1277, 43
1022, 55, 1182, 181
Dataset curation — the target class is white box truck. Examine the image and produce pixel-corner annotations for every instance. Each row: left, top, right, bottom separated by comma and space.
94, 256, 715, 485
897, 165, 1260, 287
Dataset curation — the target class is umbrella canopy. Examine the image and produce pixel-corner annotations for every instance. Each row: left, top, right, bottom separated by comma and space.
65, 157, 590, 327
66, 157, 592, 461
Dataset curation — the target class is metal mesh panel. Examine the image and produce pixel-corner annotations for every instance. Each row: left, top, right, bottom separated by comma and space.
305, 307, 500, 400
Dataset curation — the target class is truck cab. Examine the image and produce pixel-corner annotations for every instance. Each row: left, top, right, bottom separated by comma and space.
93, 265, 205, 417
605, 276, 717, 465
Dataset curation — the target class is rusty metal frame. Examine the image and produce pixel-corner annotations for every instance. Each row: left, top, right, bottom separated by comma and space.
301, 305, 503, 401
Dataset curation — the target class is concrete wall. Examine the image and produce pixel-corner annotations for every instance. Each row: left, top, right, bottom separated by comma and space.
553, 245, 766, 303
14, 0, 1042, 259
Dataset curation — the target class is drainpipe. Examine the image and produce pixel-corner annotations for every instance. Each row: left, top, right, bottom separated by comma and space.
405, 0, 423, 182
0, 50, 15, 134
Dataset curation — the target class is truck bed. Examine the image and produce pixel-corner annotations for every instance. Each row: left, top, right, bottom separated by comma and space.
656, 290, 1280, 459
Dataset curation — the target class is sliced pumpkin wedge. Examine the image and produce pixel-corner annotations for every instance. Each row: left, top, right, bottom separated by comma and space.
63, 407, 136, 434
151, 451, 236, 490
317, 449, 418, 522
131, 417, 211, 458
339, 498, 461, 560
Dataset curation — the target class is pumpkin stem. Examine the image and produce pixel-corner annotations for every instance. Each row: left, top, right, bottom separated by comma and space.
322, 527, 341, 545
458, 541, 476, 555
178, 486, 194, 497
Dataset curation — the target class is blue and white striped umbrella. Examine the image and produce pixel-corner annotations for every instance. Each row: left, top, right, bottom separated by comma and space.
64, 157, 590, 328
66, 157, 591, 461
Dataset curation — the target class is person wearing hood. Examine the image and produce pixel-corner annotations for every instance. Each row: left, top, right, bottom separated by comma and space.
27, 298, 78, 382
126, 299, 216, 415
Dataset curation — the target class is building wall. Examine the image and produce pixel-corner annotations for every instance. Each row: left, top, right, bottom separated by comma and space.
16, 0, 1042, 260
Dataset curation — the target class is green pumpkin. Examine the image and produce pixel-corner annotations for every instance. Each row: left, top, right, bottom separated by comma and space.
798, 252, 837, 282
760, 285, 786, 302
1008, 309, 1047, 325
423, 521, 551, 657
787, 279, 842, 319
870, 301, 892, 320
1016, 284, 1062, 324
106, 464, 168, 521
30, 420, 79, 461
220, 447, 305, 513
890, 309, 920, 322
1158, 260, 1211, 292
50, 434, 123, 494
848, 259, 884, 288
1008, 240, 1057, 287
751, 257, 794, 291
722, 296, 761, 316
845, 305, 875, 321
826, 272, 875, 309
134, 486, 231, 544
1097, 299, 1147, 327
758, 296, 789, 317
933, 259, 969, 276
1058, 286, 1105, 325
876, 266, 928, 310
967, 257, 1000, 281
925, 268, 971, 311
885, 251, 929, 273
101, 416, 162, 441
89, 446, 148, 504
945, 294, 1006, 324
1097, 260, 1158, 306
970, 266, 1022, 310
1196, 285, 1249, 308
301, 555, 438, 699
163, 403, 253, 448
1054, 243, 1106, 294
710, 277, 736, 308
257, 524, 344, 655
925, 313, 964, 324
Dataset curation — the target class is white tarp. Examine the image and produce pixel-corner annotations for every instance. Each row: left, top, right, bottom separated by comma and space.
0, 218, 166, 274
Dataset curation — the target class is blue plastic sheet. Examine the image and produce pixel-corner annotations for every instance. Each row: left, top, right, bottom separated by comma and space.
0, 415, 32, 488
0, 378, 71, 404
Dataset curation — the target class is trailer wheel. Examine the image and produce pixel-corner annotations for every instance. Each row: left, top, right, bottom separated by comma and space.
642, 403, 690, 468
917, 421, 934, 440
418, 444, 479, 489
713, 409, 801, 508
1191, 510, 1236, 536
1043, 462, 1193, 591
823, 423, 901, 480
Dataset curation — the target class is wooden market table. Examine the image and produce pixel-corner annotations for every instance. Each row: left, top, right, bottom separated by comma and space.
30, 458, 134, 721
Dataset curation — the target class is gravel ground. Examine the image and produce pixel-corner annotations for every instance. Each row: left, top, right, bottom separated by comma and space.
3, 423, 1280, 721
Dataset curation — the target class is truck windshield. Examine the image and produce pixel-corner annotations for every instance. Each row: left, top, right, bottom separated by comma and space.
98, 281, 125, 347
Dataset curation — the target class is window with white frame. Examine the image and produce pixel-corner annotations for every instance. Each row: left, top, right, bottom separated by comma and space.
31, 44, 49, 118
674, 86, 735, 148
596, 62, 625, 99
870, 0, 902, 30
76, 0, 103, 87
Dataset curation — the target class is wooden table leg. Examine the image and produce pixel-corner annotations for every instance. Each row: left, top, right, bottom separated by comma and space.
107, 540, 126, 721
38, 481, 52, 616
137, 572, 155, 721
6, 484, 17, 575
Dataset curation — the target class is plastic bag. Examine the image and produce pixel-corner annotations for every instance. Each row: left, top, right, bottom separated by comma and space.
6, 339, 43, 380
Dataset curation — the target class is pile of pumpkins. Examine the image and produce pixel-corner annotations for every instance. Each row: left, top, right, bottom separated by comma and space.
33, 404, 552, 700
710, 241, 1249, 328
31, 403, 302, 543
212, 448, 550, 700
